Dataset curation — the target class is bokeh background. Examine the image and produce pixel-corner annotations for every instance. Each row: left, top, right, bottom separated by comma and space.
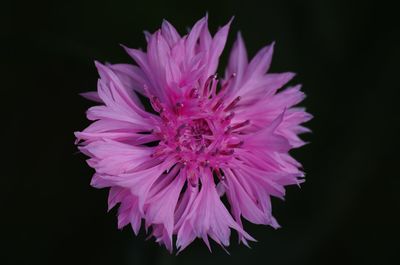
3, 0, 399, 264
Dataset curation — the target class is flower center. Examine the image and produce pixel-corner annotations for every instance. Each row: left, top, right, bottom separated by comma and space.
175, 118, 213, 153
149, 74, 248, 174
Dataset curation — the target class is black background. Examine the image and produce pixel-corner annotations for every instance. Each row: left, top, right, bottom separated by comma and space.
3, 0, 399, 264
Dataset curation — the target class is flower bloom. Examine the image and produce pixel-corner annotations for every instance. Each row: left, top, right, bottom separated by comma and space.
75, 16, 312, 253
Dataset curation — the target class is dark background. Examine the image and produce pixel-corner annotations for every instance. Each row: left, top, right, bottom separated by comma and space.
3, 0, 399, 264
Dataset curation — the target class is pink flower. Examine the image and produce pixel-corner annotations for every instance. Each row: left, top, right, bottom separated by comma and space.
75, 16, 312, 253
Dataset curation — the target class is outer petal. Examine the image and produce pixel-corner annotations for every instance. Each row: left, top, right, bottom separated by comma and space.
161, 19, 181, 47
95, 61, 143, 112
114, 189, 142, 234
243, 42, 274, 80
144, 167, 186, 252
107, 63, 149, 97
111, 158, 176, 212
225, 32, 248, 90
203, 18, 232, 78
224, 168, 268, 225
123, 46, 166, 101
79, 139, 155, 175
79, 91, 103, 103
242, 112, 292, 153
185, 16, 208, 59
176, 168, 254, 252
83, 62, 157, 132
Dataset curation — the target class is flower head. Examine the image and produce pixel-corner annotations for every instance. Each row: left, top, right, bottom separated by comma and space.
75, 16, 312, 253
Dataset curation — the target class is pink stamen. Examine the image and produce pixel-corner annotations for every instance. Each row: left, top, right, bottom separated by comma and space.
214, 169, 226, 181
201, 160, 210, 167
223, 112, 235, 123
150, 96, 163, 112
189, 88, 199, 98
224, 96, 241, 111
220, 72, 236, 93
212, 98, 223, 111
175, 102, 184, 115
210, 77, 218, 97
203, 74, 217, 97
227, 140, 244, 148
219, 149, 234, 156
231, 120, 250, 130
188, 174, 197, 187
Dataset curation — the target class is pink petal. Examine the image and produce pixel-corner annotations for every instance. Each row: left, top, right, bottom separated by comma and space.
80, 91, 103, 103
145, 169, 186, 252
226, 32, 248, 90
204, 18, 232, 78
176, 168, 254, 252
161, 19, 181, 47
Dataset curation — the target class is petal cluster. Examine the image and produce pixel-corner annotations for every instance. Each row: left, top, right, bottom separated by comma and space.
76, 16, 312, 253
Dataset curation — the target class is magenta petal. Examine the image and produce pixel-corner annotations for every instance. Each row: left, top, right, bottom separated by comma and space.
161, 19, 181, 47
107, 63, 149, 97
79, 91, 102, 103
176, 168, 255, 252
116, 192, 142, 234
224, 168, 269, 225
145, 169, 186, 252
226, 32, 248, 90
204, 18, 232, 78
186, 16, 208, 58
80, 139, 155, 175
116, 158, 176, 211
244, 42, 275, 79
